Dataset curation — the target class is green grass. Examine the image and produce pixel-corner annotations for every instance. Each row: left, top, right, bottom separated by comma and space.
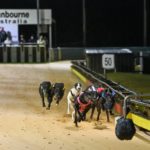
107, 72, 150, 94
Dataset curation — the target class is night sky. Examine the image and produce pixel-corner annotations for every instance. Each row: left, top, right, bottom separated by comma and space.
0, 0, 150, 47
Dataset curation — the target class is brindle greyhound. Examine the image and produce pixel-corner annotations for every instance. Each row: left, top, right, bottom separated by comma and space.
39, 81, 65, 109
52, 83, 65, 105
85, 85, 115, 122
39, 81, 53, 109
73, 91, 98, 127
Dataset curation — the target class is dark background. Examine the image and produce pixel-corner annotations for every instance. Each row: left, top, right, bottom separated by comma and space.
0, 0, 150, 47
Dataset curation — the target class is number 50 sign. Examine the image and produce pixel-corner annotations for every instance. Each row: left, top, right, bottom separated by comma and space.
102, 54, 115, 69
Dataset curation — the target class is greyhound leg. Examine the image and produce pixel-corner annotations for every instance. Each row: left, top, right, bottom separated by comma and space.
72, 110, 75, 121
97, 106, 101, 121
67, 98, 71, 114
74, 109, 78, 127
109, 110, 114, 115
47, 96, 52, 110
42, 96, 46, 107
90, 106, 95, 120
106, 110, 110, 122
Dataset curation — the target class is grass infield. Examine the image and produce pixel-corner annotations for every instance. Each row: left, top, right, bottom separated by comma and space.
107, 72, 150, 94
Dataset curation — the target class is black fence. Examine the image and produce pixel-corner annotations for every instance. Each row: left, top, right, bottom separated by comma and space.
49, 47, 85, 61
85, 48, 135, 73
0, 45, 150, 74
142, 52, 150, 74
85, 47, 150, 74
0, 44, 47, 63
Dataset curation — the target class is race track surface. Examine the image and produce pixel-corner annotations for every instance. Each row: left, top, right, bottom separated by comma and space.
0, 61, 149, 150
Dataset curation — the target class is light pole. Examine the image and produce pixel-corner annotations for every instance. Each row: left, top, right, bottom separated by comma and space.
143, 0, 147, 46
82, 0, 86, 47
52, 18, 57, 47
36, 0, 40, 37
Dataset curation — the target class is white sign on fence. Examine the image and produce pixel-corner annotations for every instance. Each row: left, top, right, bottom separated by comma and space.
102, 54, 115, 69
0, 9, 52, 25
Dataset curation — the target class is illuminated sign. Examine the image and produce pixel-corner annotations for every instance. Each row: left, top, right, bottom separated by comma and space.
0, 9, 52, 25
102, 54, 115, 69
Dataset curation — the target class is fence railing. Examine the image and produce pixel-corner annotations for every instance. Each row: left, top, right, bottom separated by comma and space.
49, 47, 150, 74
1, 45, 150, 74
71, 60, 137, 97
0, 44, 47, 63
71, 60, 150, 131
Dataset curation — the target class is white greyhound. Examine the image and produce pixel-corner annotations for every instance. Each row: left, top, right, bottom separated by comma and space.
67, 83, 82, 120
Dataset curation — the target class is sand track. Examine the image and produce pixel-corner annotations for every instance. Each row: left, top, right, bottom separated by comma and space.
0, 61, 149, 150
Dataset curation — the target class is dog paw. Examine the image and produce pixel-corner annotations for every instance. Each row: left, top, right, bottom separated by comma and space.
75, 124, 78, 127
46, 107, 50, 110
